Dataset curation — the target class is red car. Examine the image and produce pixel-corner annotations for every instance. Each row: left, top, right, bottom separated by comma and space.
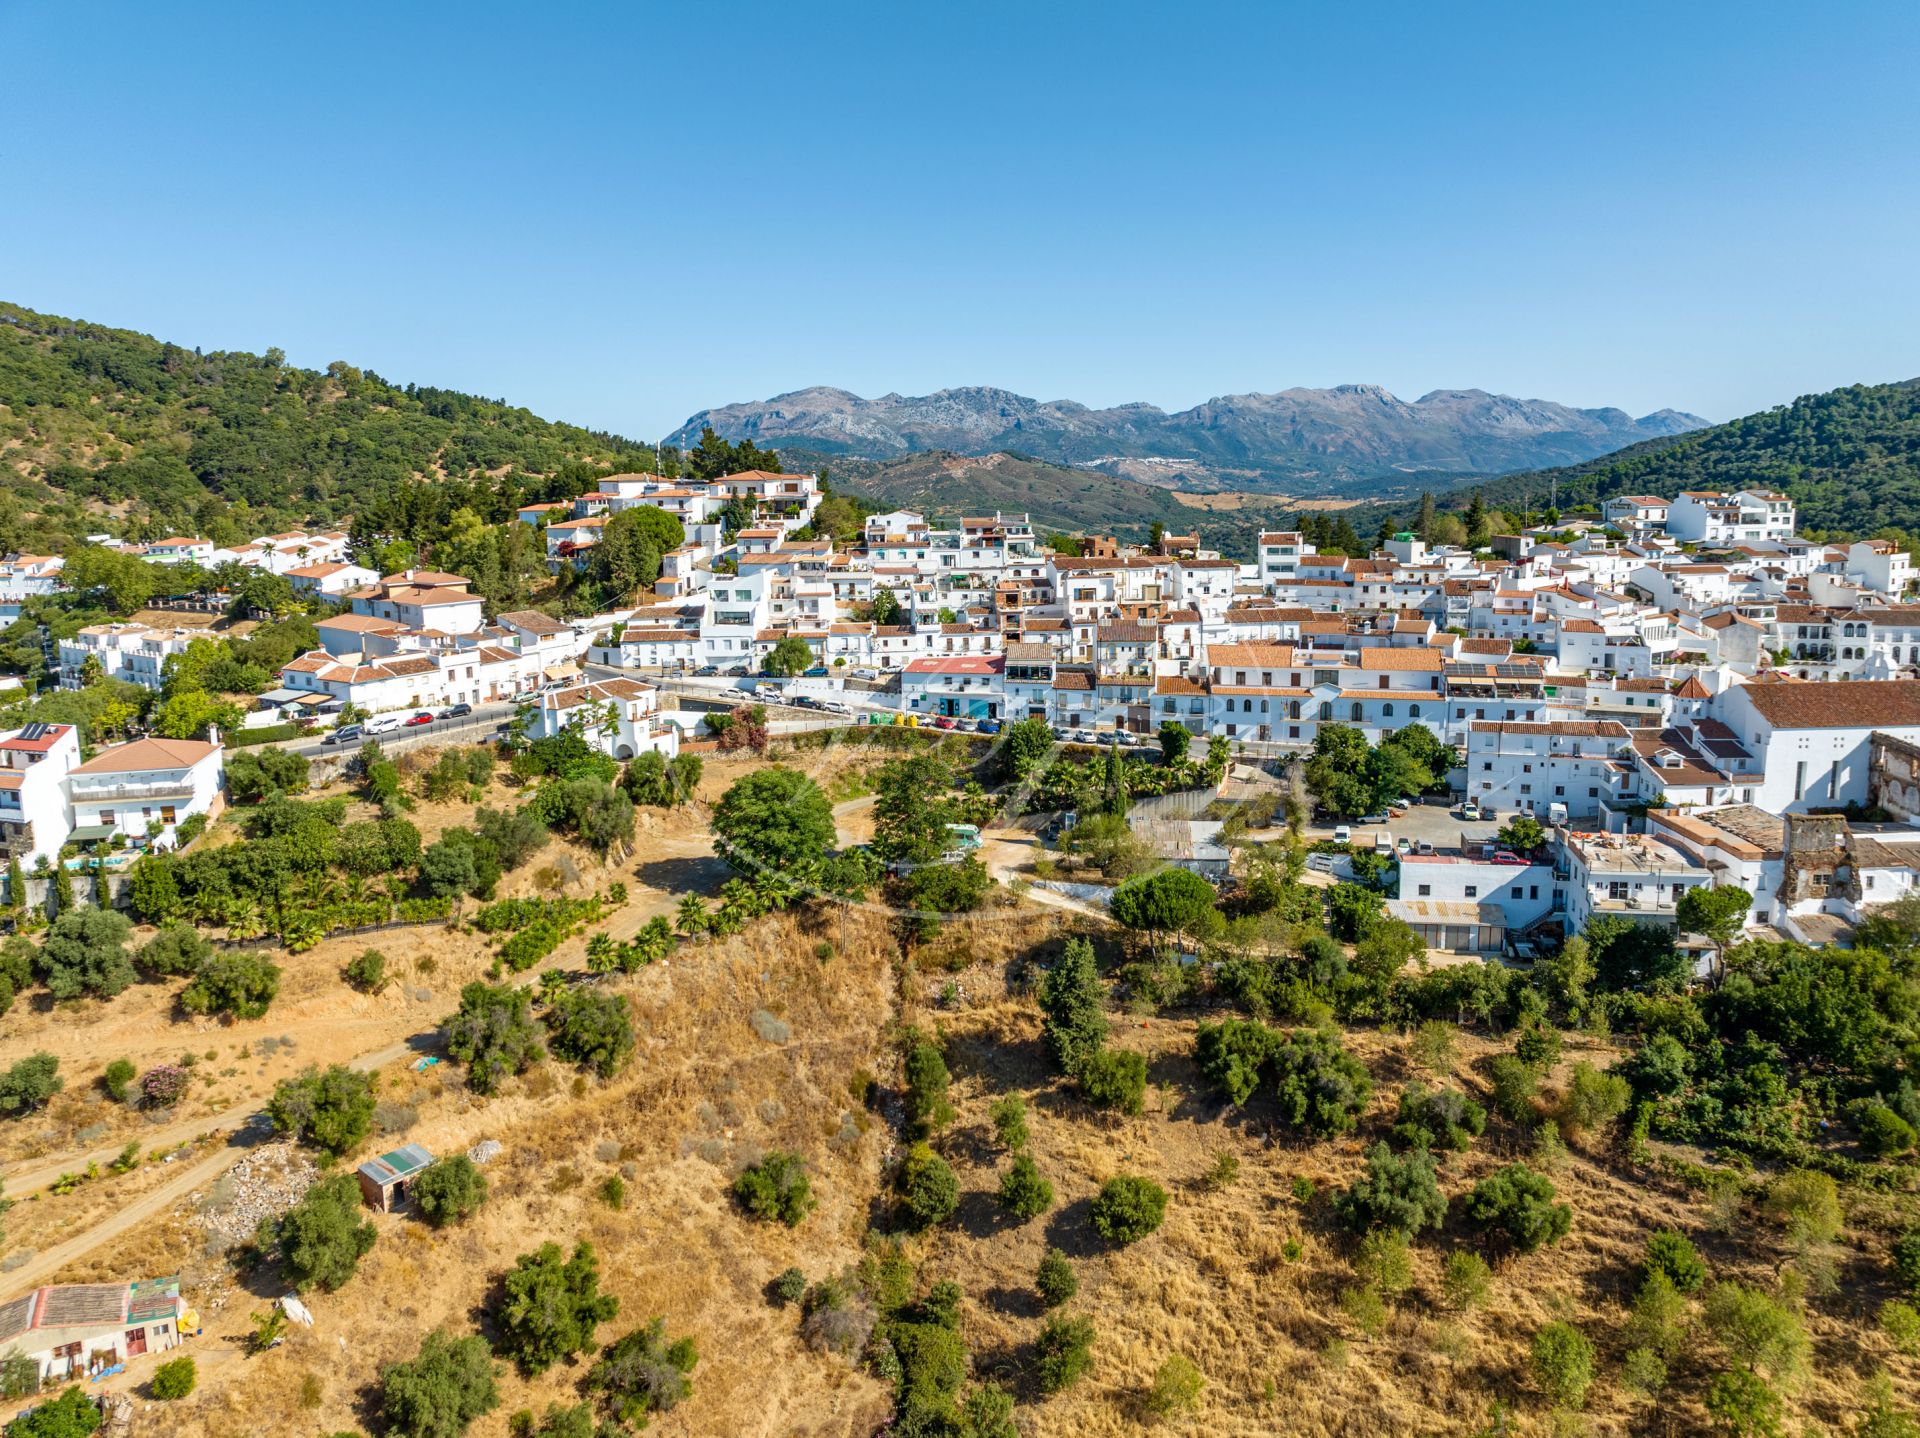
932, 716, 957, 730
1489, 849, 1527, 865
404, 711, 435, 727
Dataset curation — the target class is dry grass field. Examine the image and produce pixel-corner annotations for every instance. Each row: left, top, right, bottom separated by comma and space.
6, 746, 1919, 1438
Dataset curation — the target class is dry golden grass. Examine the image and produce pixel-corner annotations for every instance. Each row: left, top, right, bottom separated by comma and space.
14, 871, 1920, 1437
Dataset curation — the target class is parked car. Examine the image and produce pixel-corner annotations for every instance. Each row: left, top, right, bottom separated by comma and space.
437, 702, 473, 720
404, 711, 435, 727
1359, 812, 1390, 826
363, 713, 404, 736
1460, 803, 1482, 821
693, 665, 718, 676
324, 724, 364, 746
932, 716, 957, 730
1389, 797, 1411, 812
1396, 837, 1413, 855
976, 720, 1001, 735
1332, 824, 1352, 845
1415, 839, 1435, 855
1489, 849, 1527, 866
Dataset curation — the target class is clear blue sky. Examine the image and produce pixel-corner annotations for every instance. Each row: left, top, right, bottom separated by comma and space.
3, 0, 1916, 439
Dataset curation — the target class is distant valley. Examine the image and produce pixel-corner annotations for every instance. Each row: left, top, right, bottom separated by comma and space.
669, 382, 1709, 494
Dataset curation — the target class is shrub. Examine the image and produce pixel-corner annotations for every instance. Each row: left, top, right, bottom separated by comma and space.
587, 1317, 698, 1428
897, 1143, 959, 1230
138, 1062, 188, 1108
411, 1156, 488, 1227
345, 949, 388, 993
1038, 937, 1109, 1074
101, 1058, 136, 1103
1856, 1102, 1918, 1158
988, 1094, 1029, 1151
1339, 1283, 1387, 1334
1703, 1282, 1809, 1381
1513, 1021, 1563, 1071
444, 982, 545, 1094
1621, 1345, 1668, 1396
772, 1268, 807, 1305
1883, 1299, 1920, 1357
1463, 1163, 1571, 1252
136, 923, 211, 979
1036, 1248, 1077, 1309
1441, 1250, 1491, 1310
1530, 1322, 1593, 1409
180, 951, 281, 1020
1271, 1029, 1371, 1136
379, 1331, 499, 1438
268, 1173, 377, 1292
1896, 1230, 1920, 1298
495, 1241, 619, 1375
1143, 1353, 1203, 1418
1078, 1047, 1147, 1114
1354, 1228, 1414, 1299
599, 1174, 626, 1210
1627, 1270, 1688, 1360
4, 1387, 99, 1436
1555, 1060, 1630, 1136
1488, 1054, 1538, 1125
1090, 1175, 1167, 1245
543, 990, 635, 1079
151, 1356, 196, 1400
1704, 1365, 1783, 1438
903, 1039, 953, 1132
38, 907, 135, 1000
998, 1154, 1054, 1221
1204, 1150, 1240, 1190
733, 1151, 815, 1226
1762, 1169, 1842, 1246
1644, 1228, 1708, 1293
267, 1064, 377, 1158
1193, 1016, 1277, 1105
0, 1350, 40, 1398
1334, 1142, 1446, 1236
1033, 1315, 1095, 1394
1391, 1083, 1486, 1152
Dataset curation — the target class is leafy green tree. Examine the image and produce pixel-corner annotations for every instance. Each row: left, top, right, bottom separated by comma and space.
1158, 721, 1193, 765
419, 837, 483, 901
268, 1173, 378, 1292
38, 908, 136, 1000
1677, 885, 1754, 981
998, 1154, 1054, 1221
266, 1064, 377, 1157
136, 922, 210, 978
1496, 815, 1546, 852
733, 1150, 814, 1226
898, 1143, 959, 1229
1090, 1175, 1167, 1244
1038, 937, 1109, 1075
3, 1385, 101, 1437
1584, 915, 1687, 991
1193, 1017, 1278, 1105
1555, 1060, 1630, 1135
1143, 1353, 1204, 1419
1304, 724, 1373, 817
869, 587, 902, 626
710, 768, 834, 881
1442, 1251, 1492, 1310
1109, 867, 1222, 950
588, 1318, 699, 1429
1704, 1365, 1783, 1438
1703, 1282, 1808, 1381
1335, 1142, 1447, 1235
379, 1331, 500, 1438
872, 751, 958, 865
344, 948, 388, 992
1464, 1163, 1572, 1251
181, 951, 282, 1020
763, 634, 815, 677
1488, 1054, 1540, 1124
495, 1241, 619, 1374
226, 745, 309, 804
444, 983, 545, 1094
411, 1156, 489, 1227
0, 1052, 60, 1118
1271, 1029, 1372, 1136
1001, 716, 1054, 778
127, 853, 183, 923
543, 989, 635, 1079
1531, 1322, 1593, 1409
101, 1058, 136, 1103
1644, 1229, 1708, 1293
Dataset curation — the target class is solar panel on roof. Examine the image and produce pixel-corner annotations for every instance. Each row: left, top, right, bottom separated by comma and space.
18, 722, 47, 740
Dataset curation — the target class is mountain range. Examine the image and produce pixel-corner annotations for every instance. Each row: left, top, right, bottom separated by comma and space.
668, 383, 1709, 493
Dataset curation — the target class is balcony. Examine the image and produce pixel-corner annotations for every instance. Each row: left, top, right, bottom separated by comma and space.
70, 778, 198, 803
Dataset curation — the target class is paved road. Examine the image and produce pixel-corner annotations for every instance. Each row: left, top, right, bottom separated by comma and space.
284, 700, 522, 759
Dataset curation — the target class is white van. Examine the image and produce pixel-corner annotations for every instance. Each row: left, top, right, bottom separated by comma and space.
363, 713, 404, 736
1547, 801, 1569, 827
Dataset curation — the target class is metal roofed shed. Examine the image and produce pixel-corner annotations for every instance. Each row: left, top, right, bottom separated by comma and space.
357, 1143, 434, 1212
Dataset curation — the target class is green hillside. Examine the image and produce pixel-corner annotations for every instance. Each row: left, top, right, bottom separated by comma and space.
1461, 379, 1920, 538
0, 301, 654, 551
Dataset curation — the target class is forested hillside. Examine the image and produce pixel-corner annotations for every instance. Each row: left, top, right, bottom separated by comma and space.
1464, 380, 1920, 538
0, 302, 655, 551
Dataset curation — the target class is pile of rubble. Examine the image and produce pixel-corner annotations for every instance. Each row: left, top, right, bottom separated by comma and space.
187, 1140, 320, 1246
467, 1139, 502, 1165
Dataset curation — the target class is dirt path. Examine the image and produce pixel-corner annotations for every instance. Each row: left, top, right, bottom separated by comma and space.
2, 1146, 237, 1294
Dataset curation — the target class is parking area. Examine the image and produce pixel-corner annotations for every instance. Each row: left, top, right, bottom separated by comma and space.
1308, 799, 1504, 857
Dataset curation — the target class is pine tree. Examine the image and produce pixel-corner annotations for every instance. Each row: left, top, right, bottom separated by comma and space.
1417, 491, 1437, 542
1038, 938, 1108, 1075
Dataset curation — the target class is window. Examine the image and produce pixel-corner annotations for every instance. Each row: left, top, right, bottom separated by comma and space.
1464, 885, 1478, 898
1350, 703, 1364, 721
1511, 886, 1523, 898
1417, 883, 1432, 896
1382, 703, 1394, 717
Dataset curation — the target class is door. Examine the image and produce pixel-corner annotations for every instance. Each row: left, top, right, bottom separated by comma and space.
125, 1326, 147, 1356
